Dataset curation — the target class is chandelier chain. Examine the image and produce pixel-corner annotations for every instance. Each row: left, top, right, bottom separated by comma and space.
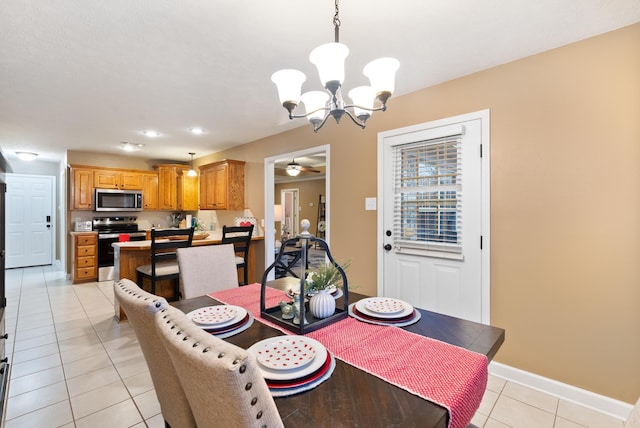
333, 0, 341, 43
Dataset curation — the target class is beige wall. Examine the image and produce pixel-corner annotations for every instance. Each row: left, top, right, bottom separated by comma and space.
200, 24, 640, 403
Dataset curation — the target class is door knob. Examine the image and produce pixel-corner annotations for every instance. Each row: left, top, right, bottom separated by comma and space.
384, 244, 392, 251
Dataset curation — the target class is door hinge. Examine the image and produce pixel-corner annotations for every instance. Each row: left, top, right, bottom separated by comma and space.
480, 144, 483, 158
480, 235, 483, 250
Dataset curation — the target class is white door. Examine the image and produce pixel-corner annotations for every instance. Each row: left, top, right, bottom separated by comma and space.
281, 189, 299, 239
6, 174, 55, 268
378, 110, 490, 323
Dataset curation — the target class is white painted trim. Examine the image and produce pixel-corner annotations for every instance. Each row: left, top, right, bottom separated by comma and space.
489, 362, 633, 421
264, 145, 330, 279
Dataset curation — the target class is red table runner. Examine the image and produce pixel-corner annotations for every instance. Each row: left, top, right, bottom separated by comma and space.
209, 284, 487, 428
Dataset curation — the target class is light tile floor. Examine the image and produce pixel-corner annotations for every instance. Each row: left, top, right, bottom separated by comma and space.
3, 266, 627, 428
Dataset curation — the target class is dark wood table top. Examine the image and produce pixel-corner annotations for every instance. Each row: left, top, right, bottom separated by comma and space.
172, 278, 505, 428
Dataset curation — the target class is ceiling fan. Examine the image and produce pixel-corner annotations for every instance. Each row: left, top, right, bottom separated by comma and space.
281, 159, 321, 177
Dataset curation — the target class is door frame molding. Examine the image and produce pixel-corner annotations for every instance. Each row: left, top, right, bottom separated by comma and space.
376, 110, 491, 324
264, 144, 330, 278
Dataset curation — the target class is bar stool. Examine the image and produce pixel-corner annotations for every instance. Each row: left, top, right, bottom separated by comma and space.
136, 227, 194, 300
221, 224, 254, 285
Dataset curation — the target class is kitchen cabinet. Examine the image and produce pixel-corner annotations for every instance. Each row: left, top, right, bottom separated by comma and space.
94, 170, 143, 190
70, 165, 159, 211
156, 164, 199, 211
141, 173, 159, 210
199, 159, 245, 210
73, 233, 97, 283
70, 167, 94, 210
176, 169, 199, 211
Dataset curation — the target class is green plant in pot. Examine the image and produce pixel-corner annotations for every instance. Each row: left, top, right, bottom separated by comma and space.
304, 259, 350, 295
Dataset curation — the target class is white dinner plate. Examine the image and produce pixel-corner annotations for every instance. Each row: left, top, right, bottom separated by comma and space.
364, 297, 405, 314
248, 335, 327, 381
187, 305, 247, 328
355, 298, 414, 319
254, 336, 317, 371
349, 303, 422, 327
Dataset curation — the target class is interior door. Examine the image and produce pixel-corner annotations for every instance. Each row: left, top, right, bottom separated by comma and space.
5, 174, 55, 268
281, 189, 299, 239
378, 111, 490, 323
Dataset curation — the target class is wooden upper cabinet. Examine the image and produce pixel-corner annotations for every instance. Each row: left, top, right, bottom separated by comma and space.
156, 164, 199, 211
93, 170, 143, 190
177, 169, 199, 211
70, 165, 155, 211
199, 160, 244, 210
157, 165, 178, 210
141, 173, 159, 210
71, 167, 94, 210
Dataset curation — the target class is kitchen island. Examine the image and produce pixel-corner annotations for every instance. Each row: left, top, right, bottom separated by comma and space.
112, 231, 263, 320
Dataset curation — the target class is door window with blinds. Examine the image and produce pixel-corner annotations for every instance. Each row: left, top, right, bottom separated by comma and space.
393, 136, 463, 256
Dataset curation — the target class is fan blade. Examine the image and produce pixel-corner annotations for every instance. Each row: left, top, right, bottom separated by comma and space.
300, 166, 320, 173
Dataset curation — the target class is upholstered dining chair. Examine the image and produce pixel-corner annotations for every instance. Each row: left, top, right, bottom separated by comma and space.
155, 304, 283, 428
113, 279, 196, 428
136, 227, 194, 300
221, 224, 254, 285
176, 244, 239, 299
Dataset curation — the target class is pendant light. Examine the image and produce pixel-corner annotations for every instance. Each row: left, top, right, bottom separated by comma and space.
187, 153, 197, 177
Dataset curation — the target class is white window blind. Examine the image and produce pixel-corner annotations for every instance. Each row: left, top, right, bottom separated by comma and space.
392, 136, 463, 254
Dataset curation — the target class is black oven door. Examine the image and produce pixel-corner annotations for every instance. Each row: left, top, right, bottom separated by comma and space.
97, 232, 146, 281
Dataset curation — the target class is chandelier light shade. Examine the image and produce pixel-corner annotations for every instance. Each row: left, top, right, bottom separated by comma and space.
271, 0, 399, 132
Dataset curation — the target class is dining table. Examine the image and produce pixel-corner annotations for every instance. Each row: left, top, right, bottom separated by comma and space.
171, 277, 505, 428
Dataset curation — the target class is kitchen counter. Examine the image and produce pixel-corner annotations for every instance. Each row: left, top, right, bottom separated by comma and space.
114, 230, 263, 249
112, 232, 264, 320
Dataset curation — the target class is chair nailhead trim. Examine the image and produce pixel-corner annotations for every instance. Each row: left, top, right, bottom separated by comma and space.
245, 382, 252, 391
261, 425, 267, 428
192, 342, 199, 348
256, 410, 263, 419
155, 302, 162, 308
218, 352, 225, 358
203, 347, 210, 353
232, 358, 240, 365
239, 365, 246, 373
251, 397, 257, 405
182, 336, 189, 341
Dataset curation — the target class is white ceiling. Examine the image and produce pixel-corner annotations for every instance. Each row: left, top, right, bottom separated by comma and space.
1, 0, 639, 164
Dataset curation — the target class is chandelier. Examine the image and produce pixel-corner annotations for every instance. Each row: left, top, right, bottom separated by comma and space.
271, 0, 399, 132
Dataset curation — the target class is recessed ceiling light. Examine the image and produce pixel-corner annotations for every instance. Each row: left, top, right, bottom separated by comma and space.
143, 130, 160, 138
16, 152, 38, 161
190, 127, 205, 135
120, 142, 145, 152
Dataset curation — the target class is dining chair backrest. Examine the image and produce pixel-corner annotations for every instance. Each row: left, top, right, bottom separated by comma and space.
176, 244, 239, 299
113, 279, 196, 428
221, 224, 254, 285
136, 227, 194, 299
155, 304, 284, 428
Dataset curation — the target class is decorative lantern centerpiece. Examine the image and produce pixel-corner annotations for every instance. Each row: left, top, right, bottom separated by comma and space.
260, 219, 349, 334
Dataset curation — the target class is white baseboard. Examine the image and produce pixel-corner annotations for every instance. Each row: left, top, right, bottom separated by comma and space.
489, 362, 633, 421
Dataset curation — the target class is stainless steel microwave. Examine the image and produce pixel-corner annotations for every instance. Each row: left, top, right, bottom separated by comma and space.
94, 189, 143, 211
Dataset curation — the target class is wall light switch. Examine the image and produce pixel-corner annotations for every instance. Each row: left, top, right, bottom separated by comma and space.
365, 197, 377, 211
